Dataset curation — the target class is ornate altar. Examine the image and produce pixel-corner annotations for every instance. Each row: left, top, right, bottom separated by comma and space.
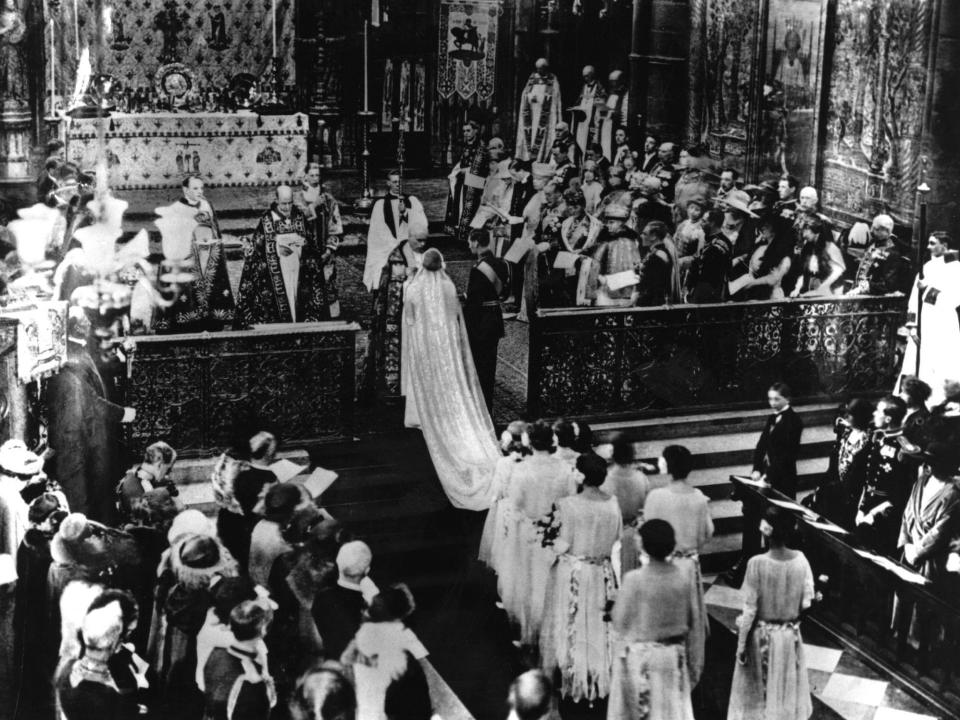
66, 112, 309, 189
527, 296, 906, 420
123, 322, 359, 456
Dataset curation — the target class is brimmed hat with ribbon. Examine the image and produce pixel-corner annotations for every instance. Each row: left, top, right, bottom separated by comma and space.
721, 189, 759, 218
0, 440, 42, 478
51, 513, 141, 569
602, 203, 631, 220
172, 534, 237, 588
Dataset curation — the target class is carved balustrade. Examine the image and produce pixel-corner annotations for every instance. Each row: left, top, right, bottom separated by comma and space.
122, 322, 359, 456
528, 296, 907, 420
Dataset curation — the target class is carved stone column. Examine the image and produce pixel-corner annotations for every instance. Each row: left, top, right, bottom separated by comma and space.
0, 0, 35, 203
926, 0, 960, 238
687, 0, 705, 144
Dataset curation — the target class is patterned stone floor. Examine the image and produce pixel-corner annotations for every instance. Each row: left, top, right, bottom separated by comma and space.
702, 575, 944, 720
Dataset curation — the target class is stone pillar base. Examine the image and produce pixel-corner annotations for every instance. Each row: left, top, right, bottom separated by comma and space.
0, 102, 33, 198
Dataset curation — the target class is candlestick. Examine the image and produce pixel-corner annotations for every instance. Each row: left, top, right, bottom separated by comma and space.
363, 20, 369, 113
271, 0, 277, 58
49, 10, 55, 116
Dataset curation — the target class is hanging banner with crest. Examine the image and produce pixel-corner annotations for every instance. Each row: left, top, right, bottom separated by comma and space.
437, 0, 501, 103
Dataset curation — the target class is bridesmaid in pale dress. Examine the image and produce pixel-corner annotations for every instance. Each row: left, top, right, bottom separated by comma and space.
478, 420, 530, 573
642, 445, 713, 688
607, 519, 695, 720
499, 421, 578, 645
540, 454, 622, 703
600, 434, 650, 581
728, 506, 814, 720
553, 419, 582, 471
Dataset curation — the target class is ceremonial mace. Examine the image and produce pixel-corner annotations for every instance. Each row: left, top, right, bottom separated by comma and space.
914, 158, 931, 376
354, 19, 376, 213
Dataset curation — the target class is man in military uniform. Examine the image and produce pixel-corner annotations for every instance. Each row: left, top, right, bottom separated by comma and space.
856, 396, 914, 556
847, 214, 913, 296
650, 142, 679, 202
773, 174, 800, 219
464, 230, 510, 412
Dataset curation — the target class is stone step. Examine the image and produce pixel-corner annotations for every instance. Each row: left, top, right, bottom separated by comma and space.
685, 457, 829, 500
593, 403, 839, 442
618, 424, 835, 474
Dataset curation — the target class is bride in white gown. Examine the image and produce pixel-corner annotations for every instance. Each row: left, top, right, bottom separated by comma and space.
401, 248, 500, 510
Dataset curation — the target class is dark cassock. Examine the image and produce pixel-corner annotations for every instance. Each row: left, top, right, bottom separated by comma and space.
365, 238, 425, 399
446, 128, 490, 241
234, 204, 329, 327
13, 523, 57, 720
464, 247, 509, 412
155, 198, 236, 332
45, 346, 128, 524
300, 181, 344, 319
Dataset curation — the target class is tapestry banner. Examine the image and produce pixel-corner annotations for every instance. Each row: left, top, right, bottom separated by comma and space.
437, 0, 500, 102
0, 301, 68, 383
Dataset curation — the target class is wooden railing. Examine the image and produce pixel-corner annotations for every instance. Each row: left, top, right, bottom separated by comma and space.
527, 296, 907, 421
731, 477, 960, 718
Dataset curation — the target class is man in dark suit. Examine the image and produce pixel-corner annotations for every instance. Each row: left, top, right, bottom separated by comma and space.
752, 381, 804, 497
465, 230, 510, 412
37, 158, 61, 205
726, 381, 803, 587
311, 540, 372, 660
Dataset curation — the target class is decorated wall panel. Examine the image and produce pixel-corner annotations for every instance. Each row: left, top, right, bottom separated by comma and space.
756, 0, 830, 183
52, 0, 296, 102
700, 0, 762, 173
820, 0, 935, 225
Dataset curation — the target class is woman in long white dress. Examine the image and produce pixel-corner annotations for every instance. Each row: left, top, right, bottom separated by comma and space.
643, 445, 713, 688
401, 249, 501, 511
728, 506, 814, 720
478, 421, 530, 572
600, 434, 650, 581
499, 420, 578, 645
608, 519, 695, 720
540, 454, 621, 703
